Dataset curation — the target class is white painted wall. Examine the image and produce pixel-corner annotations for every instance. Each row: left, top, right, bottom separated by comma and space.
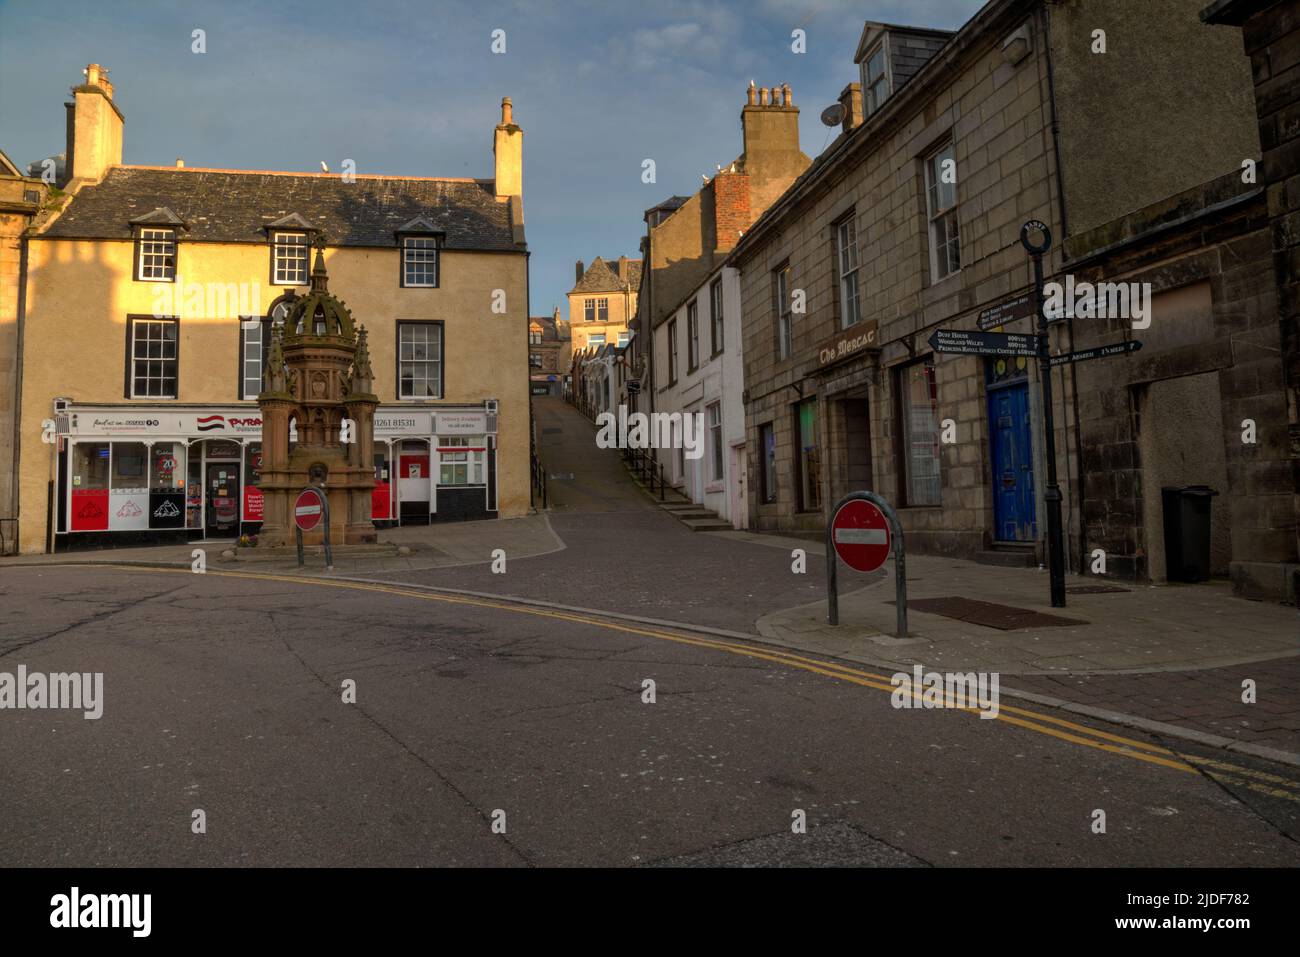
654, 265, 747, 527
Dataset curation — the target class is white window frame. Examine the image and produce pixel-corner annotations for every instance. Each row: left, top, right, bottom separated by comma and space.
837, 215, 862, 329
587, 333, 606, 347
438, 435, 486, 486
775, 264, 792, 360
710, 277, 724, 356
925, 140, 961, 283
397, 322, 443, 399
707, 401, 723, 483
402, 236, 439, 288
687, 300, 700, 371
240, 319, 264, 400
136, 228, 176, 282
272, 232, 309, 285
862, 43, 891, 116
130, 318, 179, 399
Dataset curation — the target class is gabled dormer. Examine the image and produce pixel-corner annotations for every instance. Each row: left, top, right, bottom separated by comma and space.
395, 216, 444, 288
854, 22, 954, 119
129, 207, 186, 282
263, 213, 318, 286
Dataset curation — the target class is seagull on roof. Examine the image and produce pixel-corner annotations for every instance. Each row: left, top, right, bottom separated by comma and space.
320, 161, 329, 173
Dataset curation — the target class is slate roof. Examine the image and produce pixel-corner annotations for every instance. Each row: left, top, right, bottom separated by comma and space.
530, 315, 564, 341
40, 167, 519, 250
571, 255, 642, 294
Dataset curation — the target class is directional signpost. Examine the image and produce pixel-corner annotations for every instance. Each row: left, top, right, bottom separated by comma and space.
929, 328, 1042, 358
924, 222, 1149, 609
976, 291, 1035, 331
1050, 340, 1142, 367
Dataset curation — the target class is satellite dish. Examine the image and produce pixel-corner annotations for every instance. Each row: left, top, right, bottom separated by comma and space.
820, 103, 845, 127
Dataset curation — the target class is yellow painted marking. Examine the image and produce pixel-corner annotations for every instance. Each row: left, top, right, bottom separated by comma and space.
92, 563, 1300, 790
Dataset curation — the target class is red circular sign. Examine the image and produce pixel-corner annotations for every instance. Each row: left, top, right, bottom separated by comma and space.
294, 488, 324, 532
831, 499, 891, 573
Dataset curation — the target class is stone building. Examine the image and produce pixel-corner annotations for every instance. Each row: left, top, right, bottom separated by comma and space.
568, 256, 641, 351
641, 83, 812, 527
1202, 0, 1300, 600
0, 149, 47, 553
730, 0, 1292, 597
529, 309, 571, 396
11, 64, 530, 553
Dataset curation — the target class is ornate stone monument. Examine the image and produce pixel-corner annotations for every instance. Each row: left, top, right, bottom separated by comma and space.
257, 247, 378, 545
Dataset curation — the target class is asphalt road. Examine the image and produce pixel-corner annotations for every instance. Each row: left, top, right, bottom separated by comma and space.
2, 563, 1298, 867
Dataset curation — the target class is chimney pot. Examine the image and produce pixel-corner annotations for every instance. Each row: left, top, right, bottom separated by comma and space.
747, 84, 757, 106
501, 96, 513, 126
760, 87, 770, 106
782, 83, 792, 107
175, 157, 184, 168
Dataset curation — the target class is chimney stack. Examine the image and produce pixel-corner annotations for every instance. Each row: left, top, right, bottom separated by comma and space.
617, 255, 629, 282
493, 96, 522, 199
65, 62, 123, 188
838, 83, 864, 134
575, 260, 585, 284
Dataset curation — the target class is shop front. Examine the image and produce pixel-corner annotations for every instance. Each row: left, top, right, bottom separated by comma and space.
52, 403, 499, 548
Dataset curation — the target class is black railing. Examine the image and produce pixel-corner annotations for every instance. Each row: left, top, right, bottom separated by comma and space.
623, 446, 666, 501
530, 450, 548, 510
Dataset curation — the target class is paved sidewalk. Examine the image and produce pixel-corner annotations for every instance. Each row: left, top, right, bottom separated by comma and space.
754, 552, 1297, 675
0, 512, 564, 576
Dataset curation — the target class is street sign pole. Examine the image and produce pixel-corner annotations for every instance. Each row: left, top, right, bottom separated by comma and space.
1022, 221, 1067, 608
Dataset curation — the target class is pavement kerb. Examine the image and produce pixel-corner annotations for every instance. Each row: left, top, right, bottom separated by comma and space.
6, 561, 1296, 769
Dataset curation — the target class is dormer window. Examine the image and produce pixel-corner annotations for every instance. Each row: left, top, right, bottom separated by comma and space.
272, 232, 309, 285
402, 236, 440, 287
136, 228, 176, 282
862, 43, 890, 115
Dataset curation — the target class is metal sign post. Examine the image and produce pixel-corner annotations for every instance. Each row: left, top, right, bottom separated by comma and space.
293, 486, 332, 569
1021, 221, 1067, 608
826, 491, 907, 638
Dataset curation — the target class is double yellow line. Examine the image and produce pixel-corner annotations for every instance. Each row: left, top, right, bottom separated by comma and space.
112, 564, 1300, 801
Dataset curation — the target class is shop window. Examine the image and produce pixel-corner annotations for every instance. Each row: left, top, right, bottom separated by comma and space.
135, 228, 176, 282
438, 436, 485, 486
272, 232, 309, 285
759, 423, 777, 504
397, 322, 443, 399
72, 443, 110, 490
796, 398, 821, 512
401, 236, 440, 288
150, 443, 183, 491
900, 359, 941, 506
127, 317, 179, 399
109, 442, 148, 491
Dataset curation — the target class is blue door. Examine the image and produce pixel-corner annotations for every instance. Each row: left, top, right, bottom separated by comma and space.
988, 377, 1036, 542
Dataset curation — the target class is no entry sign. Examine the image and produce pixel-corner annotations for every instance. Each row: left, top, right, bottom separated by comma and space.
830, 498, 891, 573
294, 488, 324, 532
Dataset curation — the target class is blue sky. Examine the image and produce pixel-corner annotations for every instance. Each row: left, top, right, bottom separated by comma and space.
0, 0, 984, 320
